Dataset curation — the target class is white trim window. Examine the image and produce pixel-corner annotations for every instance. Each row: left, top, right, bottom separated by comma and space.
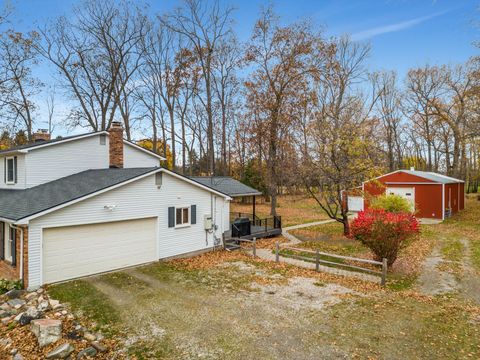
175, 206, 190, 227
5, 156, 16, 184
4, 224, 12, 262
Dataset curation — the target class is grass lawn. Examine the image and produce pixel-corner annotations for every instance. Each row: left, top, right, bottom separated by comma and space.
288, 214, 438, 290
230, 194, 329, 227
47, 251, 480, 359
44, 195, 480, 359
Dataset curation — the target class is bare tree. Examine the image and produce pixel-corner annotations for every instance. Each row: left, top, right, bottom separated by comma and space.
245, 8, 327, 215
212, 35, 241, 175
0, 30, 42, 140
302, 37, 381, 234
36, 0, 146, 131
163, 0, 234, 175
372, 71, 404, 171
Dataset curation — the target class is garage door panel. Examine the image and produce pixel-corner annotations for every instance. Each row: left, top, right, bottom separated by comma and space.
43, 218, 157, 284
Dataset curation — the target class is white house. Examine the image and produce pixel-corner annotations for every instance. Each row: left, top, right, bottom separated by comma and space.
0, 123, 231, 289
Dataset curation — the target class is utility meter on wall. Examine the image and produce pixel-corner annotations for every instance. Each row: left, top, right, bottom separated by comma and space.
204, 215, 213, 230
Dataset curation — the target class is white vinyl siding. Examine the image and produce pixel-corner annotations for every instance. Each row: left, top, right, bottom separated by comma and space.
42, 218, 157, 284
123, 143, 160, 168
25, 136, 109, 187
27, 172, 230, 288
0, 155, 25, 189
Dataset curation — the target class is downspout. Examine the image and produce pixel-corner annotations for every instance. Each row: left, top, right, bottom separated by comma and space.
442, 184, 445, 221
11, 224, 24, 286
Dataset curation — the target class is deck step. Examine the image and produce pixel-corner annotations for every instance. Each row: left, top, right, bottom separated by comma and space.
224, 244, 241, 251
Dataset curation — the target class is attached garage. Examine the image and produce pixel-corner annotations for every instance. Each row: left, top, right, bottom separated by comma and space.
42, 218, 157, 284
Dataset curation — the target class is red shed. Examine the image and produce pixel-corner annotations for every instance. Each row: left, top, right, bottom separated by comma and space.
348, 169, 464, 220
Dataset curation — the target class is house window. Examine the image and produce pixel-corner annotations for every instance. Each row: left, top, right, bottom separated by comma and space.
4, 224, 12, 262
175, 207, 190, 226
6, 156, 16, 184
99, 134, 106, 145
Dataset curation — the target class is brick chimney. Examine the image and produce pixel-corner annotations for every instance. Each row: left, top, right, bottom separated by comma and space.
108, 122, 124, 168
33, 129, 51, 142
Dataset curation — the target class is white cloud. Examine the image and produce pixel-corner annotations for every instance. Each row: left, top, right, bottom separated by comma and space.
351, 11, 448, 41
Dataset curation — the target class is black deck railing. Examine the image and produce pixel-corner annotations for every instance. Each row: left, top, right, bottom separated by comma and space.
229, 212, 261, 223
229, 214, 282, 239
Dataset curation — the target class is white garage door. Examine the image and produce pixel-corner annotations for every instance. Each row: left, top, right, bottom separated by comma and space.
43, 217, 157, 284
387, 187, 415, 211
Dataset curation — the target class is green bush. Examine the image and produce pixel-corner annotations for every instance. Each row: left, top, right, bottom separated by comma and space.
370, 194, 413, 213
0, 278, 22, 294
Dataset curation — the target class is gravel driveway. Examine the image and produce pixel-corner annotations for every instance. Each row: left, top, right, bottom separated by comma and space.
84, 260, 358, 359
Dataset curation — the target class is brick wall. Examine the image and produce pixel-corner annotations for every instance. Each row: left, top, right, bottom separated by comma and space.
108, 122, 124, 168
0, 225, 29, 288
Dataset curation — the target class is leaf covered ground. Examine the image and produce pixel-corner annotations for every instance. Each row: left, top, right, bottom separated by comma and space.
35, 195, 480, 359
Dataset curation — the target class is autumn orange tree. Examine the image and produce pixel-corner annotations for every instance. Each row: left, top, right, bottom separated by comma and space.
244, 7, 330, 215
137, 138, 173, 169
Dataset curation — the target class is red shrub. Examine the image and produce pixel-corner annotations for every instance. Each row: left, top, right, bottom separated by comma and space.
349, 209, 420, 266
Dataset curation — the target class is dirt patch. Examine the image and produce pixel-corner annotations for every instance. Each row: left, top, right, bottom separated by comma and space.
252, 276, 359, 311
416, 247, 460, 295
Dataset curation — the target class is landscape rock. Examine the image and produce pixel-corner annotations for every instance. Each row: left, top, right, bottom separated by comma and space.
7, 299, 25, 309
5, 289, 25, 299
30, 318, 62, 348
49, 299, 60, 308
77, 346, 97, 359
83, 332, 96, 341
25, 292, 37, 301
37, 300, 50, 312
19, 307, 42, 325
13, 313, 23, 322
0, 310, 12, 319
46, 343, 74, 359
13, 353, 24, 360
0, 303, 11, 311
36, 288, 44, 294
91, 341, 107, 353
66, 330, 82, 340
0, 337, 12, 347
1, 316, 12, 325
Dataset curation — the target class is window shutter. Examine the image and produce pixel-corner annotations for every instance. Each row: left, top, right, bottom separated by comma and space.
3, 158, 5, 183
13, 156, 17, 183
0, 222, 4, 260
11, 228, 16, 267
191, 205, 197, 225
168, 207, 175, 228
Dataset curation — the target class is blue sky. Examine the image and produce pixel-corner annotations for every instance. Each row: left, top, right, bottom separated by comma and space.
6, 0, 480, 134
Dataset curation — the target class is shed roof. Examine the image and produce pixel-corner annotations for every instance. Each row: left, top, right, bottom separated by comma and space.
398, 170, 464, 184
189, 176, 262, 197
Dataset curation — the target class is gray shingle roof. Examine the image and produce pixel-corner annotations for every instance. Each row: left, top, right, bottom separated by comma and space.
401, 170, 464, 184
189, 177, 262, 197
0, 167, 159, 221
0, 132, 105, 155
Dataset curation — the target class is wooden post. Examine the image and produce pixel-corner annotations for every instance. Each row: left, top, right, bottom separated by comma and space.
253, 237, 256, 257
381, 258, 388, 286
315, 249, 320, 272
275, 241, 279, 263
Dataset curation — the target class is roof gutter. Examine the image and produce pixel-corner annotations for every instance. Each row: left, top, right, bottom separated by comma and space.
0, 149, 28, 156
14, 167, 232, 225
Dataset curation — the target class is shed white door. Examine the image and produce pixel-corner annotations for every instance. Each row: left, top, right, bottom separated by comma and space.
42, 218, 157, 284
347, 196, 364, 212
386, 187, 415, 210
